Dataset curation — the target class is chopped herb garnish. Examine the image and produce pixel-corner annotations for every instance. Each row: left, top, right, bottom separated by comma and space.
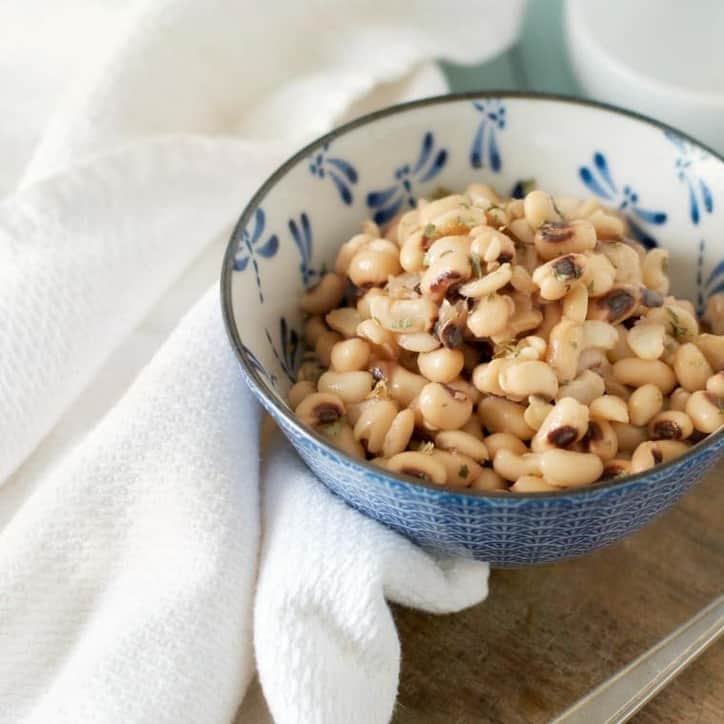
423, 223, 437, 238
471, 253, 483, 278
418, 441, 435, 455
322, 420, 342, 437
391, 318, 414, 329
520, 178, 537, 196
458, 464, 470, 479
666, 307, 686, 339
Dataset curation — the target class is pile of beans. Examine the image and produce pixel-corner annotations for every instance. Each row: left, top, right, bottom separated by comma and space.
288, 185, 724, 492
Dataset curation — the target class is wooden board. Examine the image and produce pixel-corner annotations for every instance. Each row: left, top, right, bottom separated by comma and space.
392, 461, 724, 723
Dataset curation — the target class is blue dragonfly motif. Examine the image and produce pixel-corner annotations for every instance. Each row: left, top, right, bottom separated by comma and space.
579, 152, 667, 248
233, 207, 279, 303
309, 142, 359, 205
470, 99, 505, 172
266, 317, 300, 383
698, 240, 724, 313
241, 342, 277, 387
366, 132, 448, 226
288, 212, 322, 288
664, 130, 714, 225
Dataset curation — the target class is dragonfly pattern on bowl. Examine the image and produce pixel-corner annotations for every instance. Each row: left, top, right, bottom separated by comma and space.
469, 99, 505, 172
265, 317, 301, 384
665, 130, 714, 226
366, 132, 447, 226
232, 207, 279, 303
289, 212, 323, 288
309, 142, 359, 205
579, 151, 667, 248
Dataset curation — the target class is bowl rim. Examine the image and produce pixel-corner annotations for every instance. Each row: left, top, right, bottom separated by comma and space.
221, 89, 724, 500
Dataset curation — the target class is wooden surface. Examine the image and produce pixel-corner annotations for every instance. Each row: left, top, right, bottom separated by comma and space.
392, 462, 724, 723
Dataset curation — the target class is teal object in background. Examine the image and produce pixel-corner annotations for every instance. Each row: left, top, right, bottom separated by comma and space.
442, 0, 580, 96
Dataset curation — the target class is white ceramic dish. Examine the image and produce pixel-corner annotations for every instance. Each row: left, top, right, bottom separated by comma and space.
565, 0, 724, 154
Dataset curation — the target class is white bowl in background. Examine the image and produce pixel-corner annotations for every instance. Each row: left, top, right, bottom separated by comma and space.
565, 0, 724, 154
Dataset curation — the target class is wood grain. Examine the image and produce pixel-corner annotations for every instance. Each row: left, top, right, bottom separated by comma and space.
392, 461, 724, 723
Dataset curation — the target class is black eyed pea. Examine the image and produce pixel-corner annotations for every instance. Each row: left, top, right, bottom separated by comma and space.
420, 251, 472, 302
478, 396, 535, 441
397, 332, 441, 353
669, 387, 692, 412
419, 194, 469, 224
369, 295, 437, 334
601, 458, 632, 479
386, 451, 448, 485
534, 219, 597, 261
348, 243, 402, 288
499, 360, 559, 400
582, 419, 618, 461
531, 396, 589, 452
466, 183, 502, 206
685, 391, 724, 434
400, 230, 428, 273
300, 272, 346, 315
419, 382, 473, 431
628, 383, 664, 426
532, 254, 590, 301
318, 370, 374, 404
325, 307, 364, 339
587, 285, 640, 325
431, 450, 484, 487
523, 190, 560, 229
577, 347, 611, 376
508, 218, 535, 246
484, 432, 528, 459
471, 468, 508, 491
641, 248, 671, 295
546, 318, 584, 382
287, 380, 316, 410
648, 410, 694, 441
589, 394, 630, 423
613, 358, 677, 394
331, 338, 371, 372
630, 439, 690, 473
587, 209, 625, 240
510, 264, 538, 293
673, 342, 714, 392
368, 361, 427, 407
581, 320, 619, 351
353, 399, 398, 454
461, 415, 485, 440
424, 235, 471, 265
535, 300, 563, 340
470, 226, 517, 264
608, 325, 634, 362
599, 241, 642, 286
694, 334, 724, 371
611, 421, 649, 453
320, 422, 365, 459
557, 370, 606, 405
706, 372, 724, 398
585, 252, 617, 298
467, 293, 516, 338
603, 372, 632, 400
524, 396, 554, 431
666, 296, 697, 316
447, 377, 482, 406
356, 287, 385, 320
382, 409, 416, 458
304, 315, 329, 347
356, 319, 398, 360
396, 209, 421, 246
627, 321, 667, 360
418, 348, 465, 384
510, 475, 561, 493
562, 283, 589, 323
434, 430, 489, 462
507, 294, 544, 337
646, 304, 699, 342
295, 392, 346, 429
315, 330, 344, 368
540, 449, 604, 488
458, 263, 513, 298
704, 293, 724, 335
492, 449, 542, 481
335, 233, 373, 275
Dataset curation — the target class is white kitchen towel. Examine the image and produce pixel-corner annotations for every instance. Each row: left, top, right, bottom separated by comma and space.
0, 1, 523, 722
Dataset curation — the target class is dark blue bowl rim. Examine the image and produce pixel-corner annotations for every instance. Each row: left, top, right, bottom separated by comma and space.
220, 89, 724, 500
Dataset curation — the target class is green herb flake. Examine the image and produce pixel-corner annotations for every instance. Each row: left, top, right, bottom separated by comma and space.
418, 441, 435, 455
322, 420, 342, 437
471, 253, 483, 278
666, 307, 686, 339
458, 464, 469, 479
520, 178, 537, 196
391, 318, 414, 329
423, 223, 437, 239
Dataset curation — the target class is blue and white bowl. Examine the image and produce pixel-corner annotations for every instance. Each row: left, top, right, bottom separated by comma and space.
221, 93, 724, 567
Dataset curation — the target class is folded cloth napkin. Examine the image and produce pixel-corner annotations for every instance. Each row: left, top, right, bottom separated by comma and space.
0, 1, 524, 722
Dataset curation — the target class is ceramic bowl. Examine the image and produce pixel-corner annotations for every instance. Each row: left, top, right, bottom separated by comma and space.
221, 92, 724, 567
565, 0, 724, 154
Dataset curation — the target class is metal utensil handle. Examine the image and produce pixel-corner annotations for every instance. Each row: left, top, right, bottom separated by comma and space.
551, 594, 724, 724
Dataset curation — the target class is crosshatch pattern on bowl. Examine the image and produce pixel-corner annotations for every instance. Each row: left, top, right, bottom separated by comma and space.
223, 93, 724, 565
